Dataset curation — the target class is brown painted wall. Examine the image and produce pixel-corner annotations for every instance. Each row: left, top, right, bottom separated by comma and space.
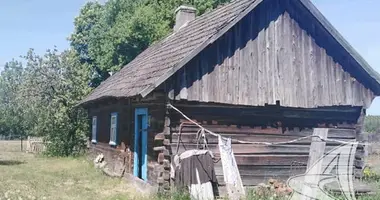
171, 0, 374, 108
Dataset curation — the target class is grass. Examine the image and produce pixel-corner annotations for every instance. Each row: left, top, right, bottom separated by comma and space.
3, 140, 380, 200
0, 141, 146, 200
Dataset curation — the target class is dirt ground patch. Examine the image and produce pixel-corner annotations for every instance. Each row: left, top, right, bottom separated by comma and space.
0, 141, 144, 200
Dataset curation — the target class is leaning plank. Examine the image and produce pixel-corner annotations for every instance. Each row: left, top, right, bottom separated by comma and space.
219, 136, 245, 200
301, 128, 329, 200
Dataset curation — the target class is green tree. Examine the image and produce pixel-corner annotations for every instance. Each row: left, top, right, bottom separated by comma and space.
69, 1, 105, 87
69, 0, 231, 85
22, 49, 92, 156
365, 115, 380, 133
0, 60, 26, 137
0, 48, 92, 156
0, 0, 232, 156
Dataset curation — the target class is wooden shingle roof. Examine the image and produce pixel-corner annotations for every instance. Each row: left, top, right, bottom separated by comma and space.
81, 0, 380, 105
81, 0, 256, 104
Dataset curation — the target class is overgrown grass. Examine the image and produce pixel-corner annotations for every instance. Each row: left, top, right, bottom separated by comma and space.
3, 140, 380, 200
0, 141, 143, 200
0, 141, 194, 200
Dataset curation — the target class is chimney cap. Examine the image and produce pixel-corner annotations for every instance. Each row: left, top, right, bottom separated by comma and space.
175, 5, 197, 14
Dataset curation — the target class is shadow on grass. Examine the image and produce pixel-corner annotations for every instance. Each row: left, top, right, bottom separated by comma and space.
0, 160, 25, 165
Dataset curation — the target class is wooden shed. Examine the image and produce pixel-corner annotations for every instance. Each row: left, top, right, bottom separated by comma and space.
79, 0, 380, 194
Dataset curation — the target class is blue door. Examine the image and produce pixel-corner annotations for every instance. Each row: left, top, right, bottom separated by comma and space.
133, 108, 148, 181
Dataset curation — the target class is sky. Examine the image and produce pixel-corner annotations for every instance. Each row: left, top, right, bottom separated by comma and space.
0, 0, 379, 115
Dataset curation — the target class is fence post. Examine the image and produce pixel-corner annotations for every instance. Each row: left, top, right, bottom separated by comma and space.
26, 136, 30, 153
302, 128, 329, 200
20, 135, 23, 152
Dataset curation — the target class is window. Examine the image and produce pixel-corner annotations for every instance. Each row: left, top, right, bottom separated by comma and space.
91, 116, 97, 144
109, 112, 118, 146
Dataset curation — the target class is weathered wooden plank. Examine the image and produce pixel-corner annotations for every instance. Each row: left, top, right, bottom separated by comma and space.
170, 125, 356, 139
234, 23, 242, 106
226, 31, 233, 104
201, 53, 208, 102
171, 125, 282, 134
170, 143, 351, 155
170, 105, 361, 123
258, 7, 266, 106
327, 56, 336, 105
223, 155, 309, 166
215, 42, 221, 104
171, 132, 354, 144
266, 7, 275, 105
217, 174, 289, 186
179, 67, 188, 100
283, 12, 292, 106
171, 4, 375, 108
214, 165, 307, 176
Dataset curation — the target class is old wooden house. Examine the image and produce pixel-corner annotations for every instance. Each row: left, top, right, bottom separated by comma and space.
79, 0, 380, 194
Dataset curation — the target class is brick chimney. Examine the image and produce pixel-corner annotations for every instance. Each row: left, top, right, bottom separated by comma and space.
174, 5, 196, 31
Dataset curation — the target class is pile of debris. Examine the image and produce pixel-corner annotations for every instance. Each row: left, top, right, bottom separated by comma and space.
94, 153, 107, 169
255, 179, 293, 197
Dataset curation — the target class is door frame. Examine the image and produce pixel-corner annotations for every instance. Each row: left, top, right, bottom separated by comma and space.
133, 107, 148, 181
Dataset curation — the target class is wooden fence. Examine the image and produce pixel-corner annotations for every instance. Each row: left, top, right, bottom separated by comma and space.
26, 136, 46, 154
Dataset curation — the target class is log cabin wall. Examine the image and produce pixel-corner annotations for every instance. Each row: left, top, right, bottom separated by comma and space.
131, 92, 167, 183
88, 99, 131, 144
167, 103, 363, 193
87, 99, 132, 177
86, 92, 167, 184
172, 0, 375, 108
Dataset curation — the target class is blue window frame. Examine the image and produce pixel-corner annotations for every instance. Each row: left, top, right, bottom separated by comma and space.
91, 116, 97, 144
109, 112, 118, 146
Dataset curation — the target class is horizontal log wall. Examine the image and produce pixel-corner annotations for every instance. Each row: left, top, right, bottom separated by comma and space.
168, 104, 363, 194
87, 92, 167, 185
172, 0, 375, 108
170, 123, 358, 186
132, 93, 167, 184
88, 99, 131, 145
